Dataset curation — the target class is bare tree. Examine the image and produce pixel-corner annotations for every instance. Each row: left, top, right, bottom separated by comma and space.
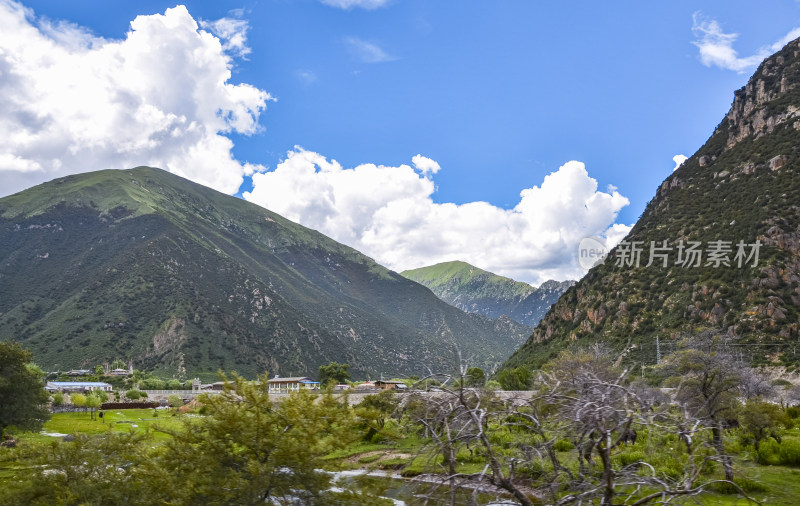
659, 335, 746, 482
403, 344, 759, 506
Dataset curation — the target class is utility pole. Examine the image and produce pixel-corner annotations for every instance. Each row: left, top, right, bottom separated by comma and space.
656, 336, 661, 365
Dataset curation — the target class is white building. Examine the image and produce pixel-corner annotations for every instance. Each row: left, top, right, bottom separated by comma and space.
45, 381, 113, 393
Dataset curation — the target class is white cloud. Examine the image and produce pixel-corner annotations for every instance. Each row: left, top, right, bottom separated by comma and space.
672, 154, 687, 171
412, 154, 440, 175
345, 36, 395, 63
691, 12, 800, 73
0, 1, 271, 197
198, 12, 252, 59
244, 148, 631, 284
320, 0, 390, 10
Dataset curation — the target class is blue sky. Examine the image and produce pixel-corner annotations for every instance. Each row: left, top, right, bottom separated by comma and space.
2, 0, 799, 283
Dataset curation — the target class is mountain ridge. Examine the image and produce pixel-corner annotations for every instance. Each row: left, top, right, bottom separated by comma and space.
501, 37, 800, 372
401, 261, 573, 327
0, 167, 532, 379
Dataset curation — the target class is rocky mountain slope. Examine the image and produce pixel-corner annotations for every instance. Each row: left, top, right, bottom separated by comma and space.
401, 261, 573, 327
0, 167, 531, 379
503, 38, 800, 371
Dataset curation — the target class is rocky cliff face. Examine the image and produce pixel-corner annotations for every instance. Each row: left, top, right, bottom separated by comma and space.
502, 38, 800, 372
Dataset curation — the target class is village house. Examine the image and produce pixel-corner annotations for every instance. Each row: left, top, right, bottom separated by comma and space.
354, 381, 375, 391
374, 380, 408, 390
267, 376, 320, 393
66, 369, 92, 377
45, 381, 113, 393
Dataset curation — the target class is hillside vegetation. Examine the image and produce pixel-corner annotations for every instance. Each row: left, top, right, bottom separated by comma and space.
402, 261, 572, 327
503, 38, 800, 372
0, 167, 531, 379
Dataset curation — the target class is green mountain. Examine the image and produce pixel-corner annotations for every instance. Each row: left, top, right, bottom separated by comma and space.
401, 261, 573, 327
503, 37, 800, 372
0, 167, 531, 379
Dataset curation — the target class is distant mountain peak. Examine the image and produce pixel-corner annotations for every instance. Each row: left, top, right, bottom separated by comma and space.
401, 261, 573, 328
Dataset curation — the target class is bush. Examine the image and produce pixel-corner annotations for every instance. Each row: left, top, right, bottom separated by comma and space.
125, 390, 143, 400
779, 438, 800, 466
51, 391, 65, 406
614, 450, 645, 468
553, 439, 574, 452
757, 439, 782, 465
734, 477, 769, 493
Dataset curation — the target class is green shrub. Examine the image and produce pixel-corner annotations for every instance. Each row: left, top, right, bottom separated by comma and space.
613, 450, 645, 468
734, 477, 769, 493
757, 439, 782, 465
518, 460, 546, 479
779, 438, 800, 466
553, 439, 574, 452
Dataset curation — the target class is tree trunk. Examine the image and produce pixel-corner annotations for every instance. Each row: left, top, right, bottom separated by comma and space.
712, 424, 734, 482
598, 439, 614, 506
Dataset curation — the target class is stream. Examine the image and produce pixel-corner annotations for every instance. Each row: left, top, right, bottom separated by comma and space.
325, 469, 522, 505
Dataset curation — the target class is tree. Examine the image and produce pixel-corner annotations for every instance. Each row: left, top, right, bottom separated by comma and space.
740, 399, 787, 453
661, 343, 743, 482
0, 341, 50, 436
85, 393, 102, 420
403, 348, 754, 506
141, 377, 165, 390
496, 366, 532, 390
51, 391, 65, 406
463, 367, 486, 387
71, 393, 87, 411
355, 390, 399, 440
125, 390, 142, 401
156, 373, 364, 504
0, 375, 380, 506
318, 361, 351, 386
95, 365, 105, 376
168, 394, 183, 412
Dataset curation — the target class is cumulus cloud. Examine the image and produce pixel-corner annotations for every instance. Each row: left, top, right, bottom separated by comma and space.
345, 36, 395, 63
692, 12, 800, 73
0, 1, 271, 197
672, 154, 688, 171
244, 148, 631, 284
319, 0, 390, 10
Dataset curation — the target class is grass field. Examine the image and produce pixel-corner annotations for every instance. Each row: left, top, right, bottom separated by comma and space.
4, 410, 800, 504
18, 408, 189, 444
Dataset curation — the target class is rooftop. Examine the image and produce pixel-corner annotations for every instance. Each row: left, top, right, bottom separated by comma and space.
46, 381, 112, 387
267, 376, 313, 383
